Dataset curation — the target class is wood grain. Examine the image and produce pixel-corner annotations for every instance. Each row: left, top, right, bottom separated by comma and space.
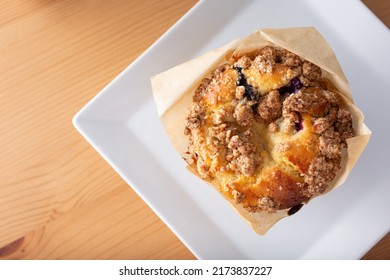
0, 0, 197, 259
0, 0, 388, 259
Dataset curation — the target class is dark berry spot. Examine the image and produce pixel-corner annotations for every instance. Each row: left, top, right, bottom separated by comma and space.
234, 66, 243, 83
295, 120, 303, 131
234, 66, 258, 101
291, 77, 303, 91
295, 113, 303, 131
279, 77, 303, 96
288, 204, 304, 216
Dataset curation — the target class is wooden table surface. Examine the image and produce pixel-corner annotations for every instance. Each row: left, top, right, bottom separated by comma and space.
1, 0, 389, 260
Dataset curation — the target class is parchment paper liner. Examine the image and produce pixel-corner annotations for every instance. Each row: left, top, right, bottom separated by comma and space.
151, 27, 371, 235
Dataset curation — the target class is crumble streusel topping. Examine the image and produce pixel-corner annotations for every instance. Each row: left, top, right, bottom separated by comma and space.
185, 46, 355, 213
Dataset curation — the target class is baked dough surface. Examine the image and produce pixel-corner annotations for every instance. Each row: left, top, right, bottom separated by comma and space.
185, 46, 355, 213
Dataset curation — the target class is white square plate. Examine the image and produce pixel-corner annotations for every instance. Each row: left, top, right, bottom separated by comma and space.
73, 0, 390, 259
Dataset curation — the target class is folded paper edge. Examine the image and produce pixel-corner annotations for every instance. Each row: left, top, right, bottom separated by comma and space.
151, 27, 372, 235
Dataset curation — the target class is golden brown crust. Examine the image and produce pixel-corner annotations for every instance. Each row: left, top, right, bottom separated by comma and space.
184, 46, 355, 213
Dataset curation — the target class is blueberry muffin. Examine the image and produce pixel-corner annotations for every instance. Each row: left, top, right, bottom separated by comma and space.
184, 46, 355, 214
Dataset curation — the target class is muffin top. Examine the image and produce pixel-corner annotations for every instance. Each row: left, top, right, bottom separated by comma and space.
184, 46, 355, 213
